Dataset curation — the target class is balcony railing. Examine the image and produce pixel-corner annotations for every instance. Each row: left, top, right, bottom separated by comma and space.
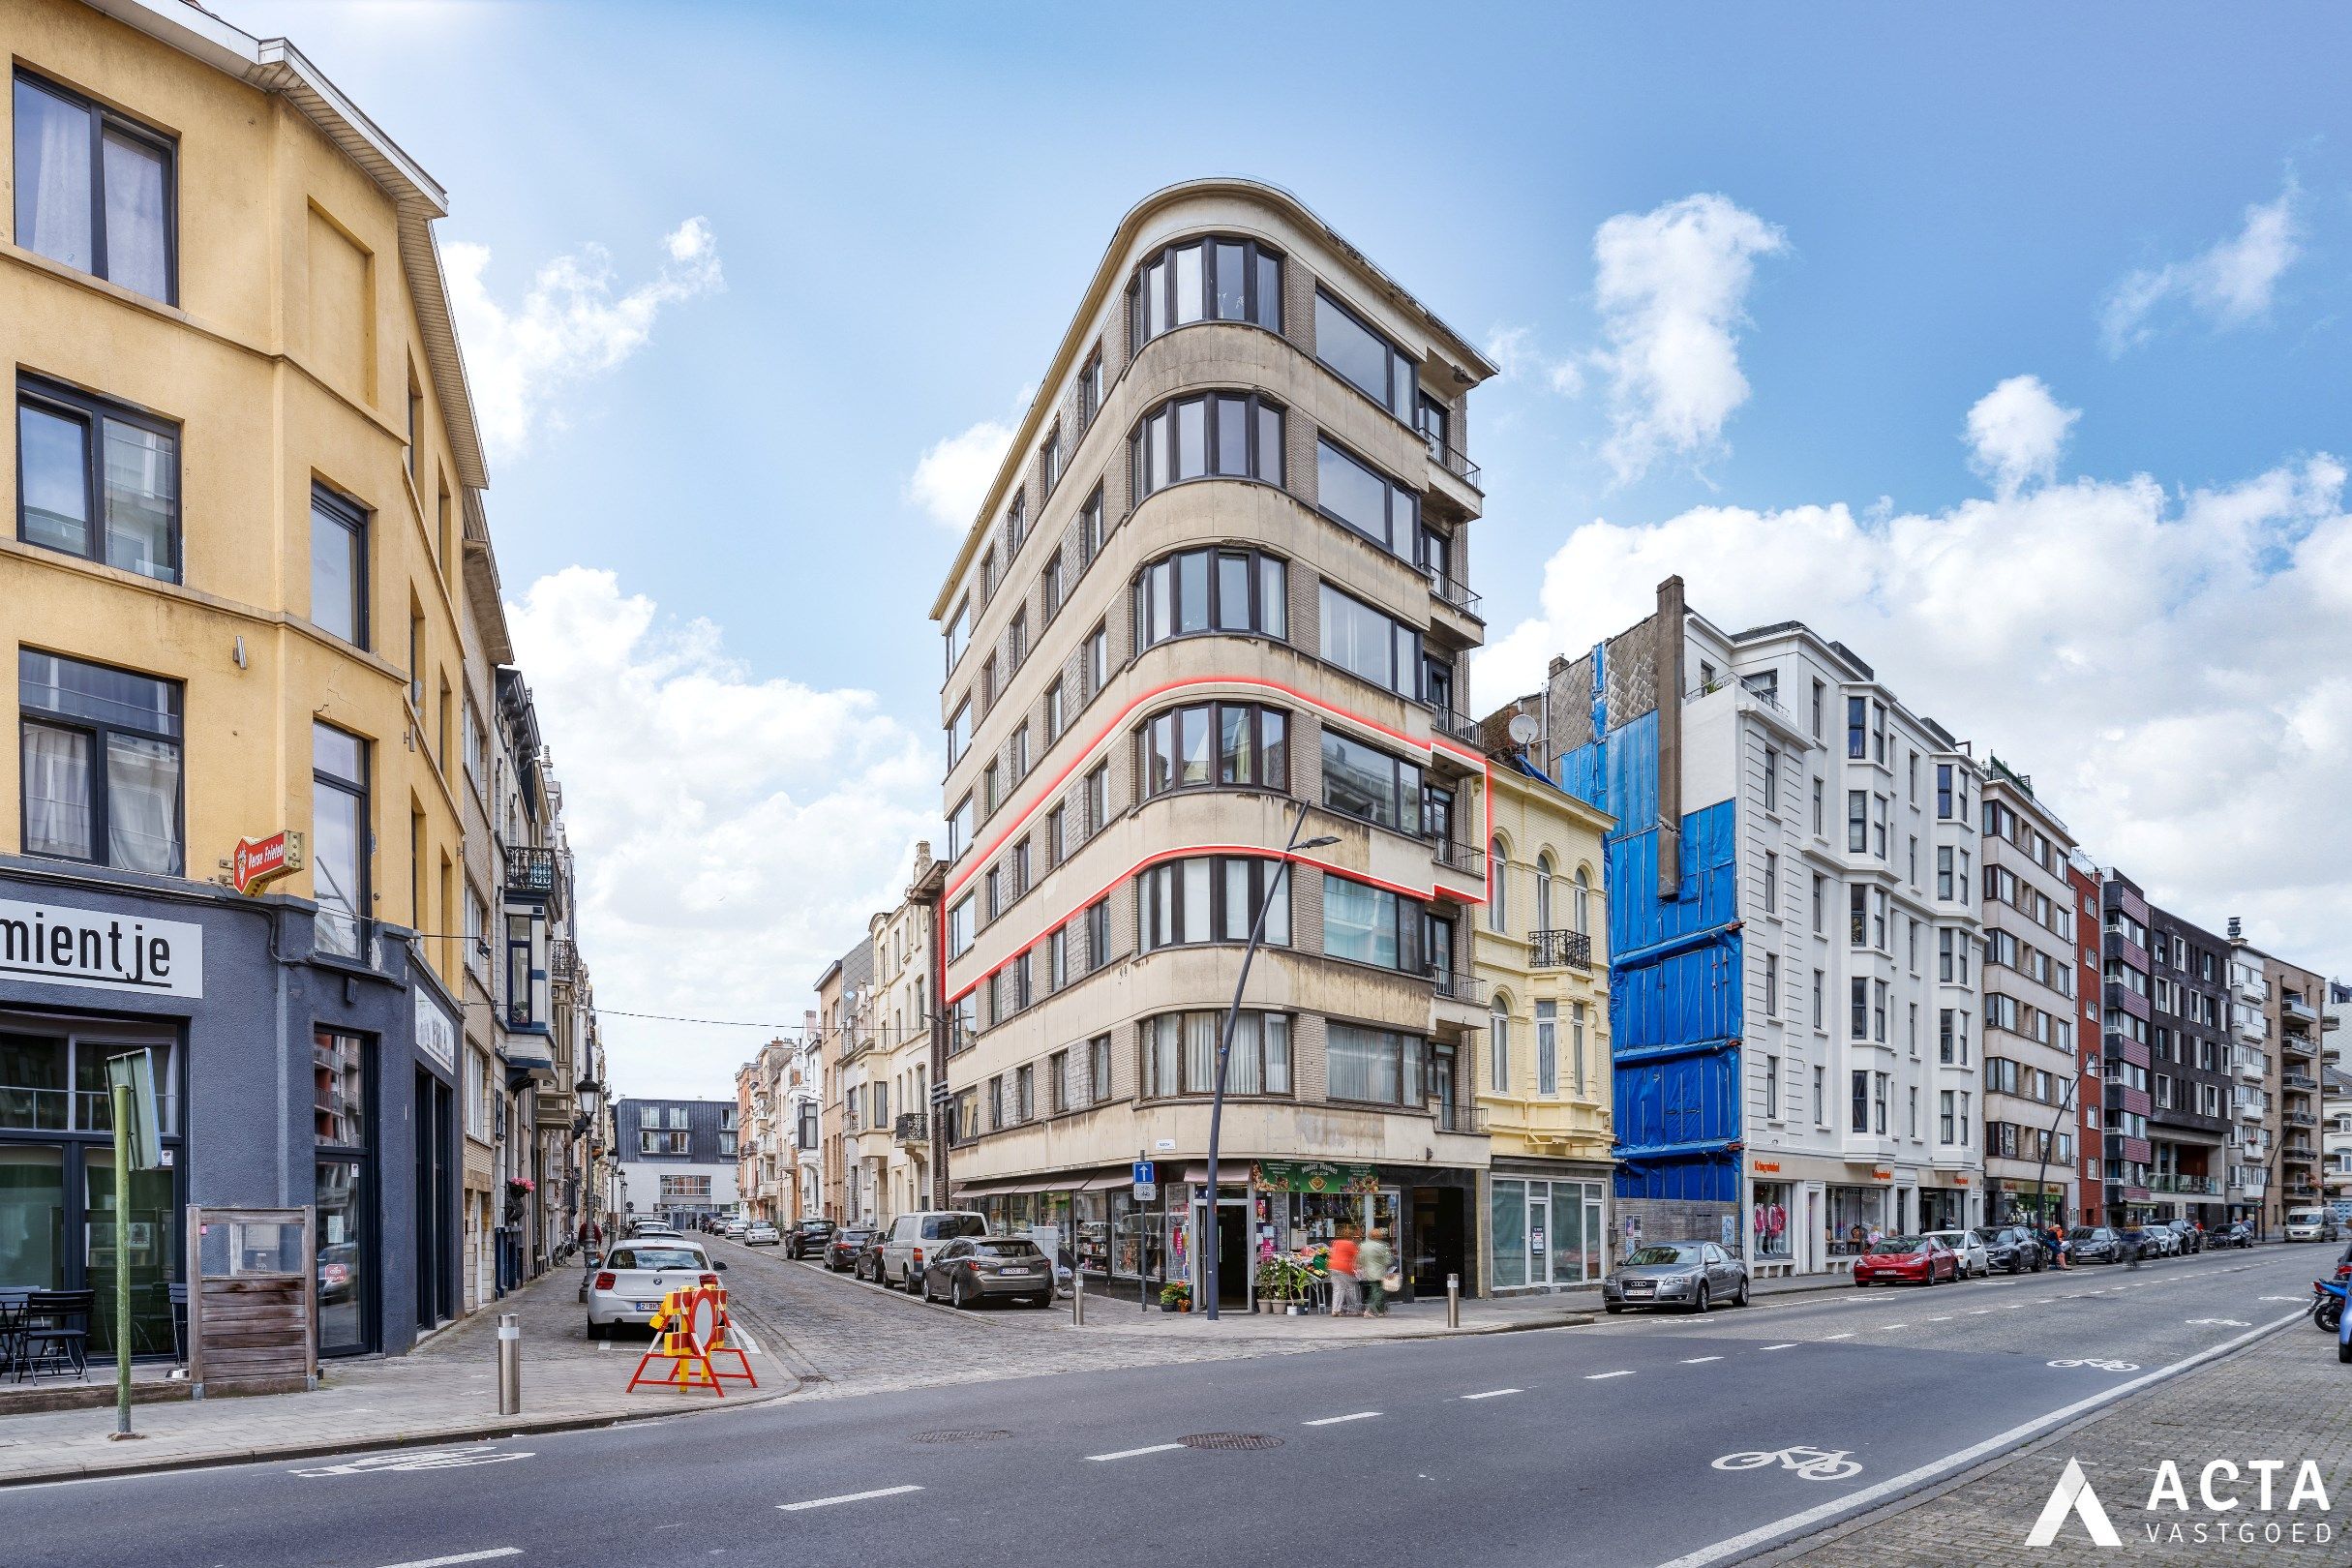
1530, 928, 1594, 971
2280, 1031, 2316, 1056
2282, 997, 2319, 1024
1431, 969, 1491, 1008
1423, 431, 1483, 490
1428, 704, 1482, 745
2283, 1111, 2317, 1129
1426, 565, 1483, 615
2280, 1143, 2317, 1161
549, 938, 578, 985
1435, 1101, 1489, 1135
893, 1112, 928, 1145
504, 844, 557, 897
2149, 1174, 2221, 1195
2283, 1071, 2318, 1091
1432, 837, 1488, 878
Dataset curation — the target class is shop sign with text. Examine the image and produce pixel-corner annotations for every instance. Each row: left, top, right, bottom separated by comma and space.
0, 898, 202, 998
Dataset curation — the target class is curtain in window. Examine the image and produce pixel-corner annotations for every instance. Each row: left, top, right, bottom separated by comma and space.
101, 131, 169, 300
20, 722, 92, 859
14, 79, 92, 272
1227, 1013, 1261, 1096
106, 733, 181, 873
1148, 1015, 1180, 1098
1184, 1011, 1217, 1095
1263, 1015, 1291, 1094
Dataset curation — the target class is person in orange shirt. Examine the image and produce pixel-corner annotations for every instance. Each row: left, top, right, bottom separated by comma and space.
1327, 1226, 1361, 1316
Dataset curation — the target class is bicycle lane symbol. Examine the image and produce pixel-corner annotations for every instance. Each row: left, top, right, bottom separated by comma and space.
1711, 1446, 1862, 1481
2047, 1358, 2139, 1372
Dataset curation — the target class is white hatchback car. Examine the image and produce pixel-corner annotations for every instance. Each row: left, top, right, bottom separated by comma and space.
1923, 1229, 1989, 1279
587, 1238, 722, 1338
744, 1221, 780, 1247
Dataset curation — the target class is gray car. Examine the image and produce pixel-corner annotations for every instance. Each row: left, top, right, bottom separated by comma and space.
1602, 1240, 1750, 1313
920, 1236, 1056, 1309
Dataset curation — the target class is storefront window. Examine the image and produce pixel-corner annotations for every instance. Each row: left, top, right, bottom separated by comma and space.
1491, 1179, 1527, 1290
83, 1149, 175, 1356
1753, 1181, 1793, 1258
1826, 1185, 1887, 1254
1489, 1177, 1602, 1288
315, 1028, 373, 1354
0, 1145, 66, 1296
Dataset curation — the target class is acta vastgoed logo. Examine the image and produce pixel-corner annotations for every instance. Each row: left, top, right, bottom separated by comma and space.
2027, 1456, 2336, 1548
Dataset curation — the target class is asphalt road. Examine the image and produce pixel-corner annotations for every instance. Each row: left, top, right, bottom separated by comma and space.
10, 1243, 2329, 1568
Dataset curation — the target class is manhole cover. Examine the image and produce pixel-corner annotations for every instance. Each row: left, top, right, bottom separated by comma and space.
910, 1429, 1011, 1444
1180, 1432, 1282, 1451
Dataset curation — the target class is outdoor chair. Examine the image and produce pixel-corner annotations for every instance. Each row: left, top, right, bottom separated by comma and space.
15, 1289, 94, 1382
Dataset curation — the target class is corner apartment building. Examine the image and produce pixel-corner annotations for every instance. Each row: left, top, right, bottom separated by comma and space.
930, 179, 1497, 1308
1976, 760, 2084, 1226
1535, 581, 1985, 1277
615, 1097, 738, 1224
2221, 932, 2275, 1228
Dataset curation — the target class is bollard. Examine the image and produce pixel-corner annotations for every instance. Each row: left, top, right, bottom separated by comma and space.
497, 1312, 522, 1415
1446, 1272, 1461, 1329
1071, 1269, 1085, 1326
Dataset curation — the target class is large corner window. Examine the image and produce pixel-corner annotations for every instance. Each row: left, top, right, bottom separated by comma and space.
15, 377, 179, 582
1130, 234, 1282, 347
1131, 391, 1283, 503
1134, 546, 1287, 651
1320, 729, 1422, 836
310, 484, 370, 648
312, 721, 371, 958
1321, 875, 1425, 975
13, 72, 175, 303
1318, 585, 1422, 701
18, 648, 183, 874
1142, 1010, 1292, 1098
1138, 855, 1291, 951
1314, 288, 1417, 421
1139, 702, 1288, 799
1315, 438, 1419, 557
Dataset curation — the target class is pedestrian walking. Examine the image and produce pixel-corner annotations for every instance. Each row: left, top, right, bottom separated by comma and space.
1327, 1226, 1361, 1317
1358, 1228, 1396, 1316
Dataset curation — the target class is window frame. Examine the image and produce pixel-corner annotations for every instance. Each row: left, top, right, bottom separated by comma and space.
1130, 389, 1286, 504
15, 375, 182, 583
16, 647, 185, 874
1128, 233, 1283, 349
1133, 545, 1288, 652
312, 719, 373, 960
309, 482, 371, 649
1137, 854, 1291, 953
1313, 435, 1421, 558
1139, 700, 1290, 801
1312, 286, 1419, 422
11, 70, 179, 304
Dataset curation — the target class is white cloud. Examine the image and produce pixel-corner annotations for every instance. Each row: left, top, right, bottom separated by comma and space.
2100, 182, 2301, 355
1590, 194, 1788, 483
907, 419, 1016, 529
1483, 324, 1584, 396
444, 218, 723, 459
507, 567, 934, 1099
1965, 375, 2080, 498
1476, 418, 2352, 980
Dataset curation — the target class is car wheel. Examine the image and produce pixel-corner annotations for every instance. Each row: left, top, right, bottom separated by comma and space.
1734, 1276, 1750, 1308
586, 1317, 607, 1342
1031, 1295, 1054, 1310
951, 1276, 969, 1311
1692, 1282, 1709, 1314
1604, 1303, 1625, 1314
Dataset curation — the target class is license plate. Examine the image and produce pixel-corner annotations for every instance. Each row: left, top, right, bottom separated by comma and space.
634, 1300, 658, 1311
999, 1267, 1034, 1276
1626, 1282, 1654, 1295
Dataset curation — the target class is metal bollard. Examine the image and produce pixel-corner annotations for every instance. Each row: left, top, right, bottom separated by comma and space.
1071, 1270, 1085, 1326
497, 1312, 522, 1415
1446, 1272, 1461, 1328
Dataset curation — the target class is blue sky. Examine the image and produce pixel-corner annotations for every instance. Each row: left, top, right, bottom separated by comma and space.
223, 2, 2352, 1093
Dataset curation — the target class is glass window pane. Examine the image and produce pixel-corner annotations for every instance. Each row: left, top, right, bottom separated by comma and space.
19, 401, 93, 555
1321, 877, 1386, 966
19, 720, 93, 859
0, 1033, 70, 1131
1264, 1015, 1291, 1093
1227, 1011, 1261, 1094
100, 130, 170, 300
1146, 409, 1169, 491
1175, 398, 1206, 480
105, 731, 181, 874
1214, 396, 1251, 476
1181, 859, 1212, 945
1491, 1180, 1527, 1289
102, 418, 176, 580
313, 721, 363, 784
313, 783, 364, 953
1314, 292, 1393, 411
14, 78, 93, 273
1221, 859, 1251, 942
1316, 440, 1391, 547
316, 1158, 369, 1353
311, 504, 359, 643
1213, 242, 1248, 320
1262, 866, 1289, 947
1256, 254, 1282, 330
1173, 244, 1203, 325
1322, 730, 1394, 828
1257, 405, 1283, 487
83, 1147, 177, 1357
1145, 259, 1167, 338
1149, 559, 1172, 646
0, 1145, 68, 1296
1216, 553, 1251, 631
1178, 705, 1211, 788
1220, 704, 1252, 784
1262, 711, 1287, 790
1260, 558, 1287, 640
1176, 550, 1209, 634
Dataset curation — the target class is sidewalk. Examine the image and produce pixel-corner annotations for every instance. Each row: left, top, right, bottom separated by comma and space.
0, 1266, 791, 1486
1757, 1321, 2352, 1566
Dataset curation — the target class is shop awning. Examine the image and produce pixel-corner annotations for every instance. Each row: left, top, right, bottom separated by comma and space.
1077, 1172, 1129, 1191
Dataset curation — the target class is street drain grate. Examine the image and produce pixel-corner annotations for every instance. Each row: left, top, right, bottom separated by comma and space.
910, 1429, 1012, 1444
1180, 1432, 1282, 1451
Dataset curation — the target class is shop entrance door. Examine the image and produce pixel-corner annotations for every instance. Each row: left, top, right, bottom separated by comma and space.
1527, 1190, 1551, 1283
1409, 1187, 1464, 1296
1191, 1196, 1251, 1308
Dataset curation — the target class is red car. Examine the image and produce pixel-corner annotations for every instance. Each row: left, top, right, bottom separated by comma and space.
1853, 1234, 1960, 1286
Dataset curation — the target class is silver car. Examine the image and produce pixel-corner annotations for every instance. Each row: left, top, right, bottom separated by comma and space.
1601, 1240, 1750, 1313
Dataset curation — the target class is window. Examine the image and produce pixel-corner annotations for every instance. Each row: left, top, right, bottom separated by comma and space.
1811, 873, 1825, 934
1812, 779, 1824, 836
1047, 925, 1068, 992
1488, 1002, 1510, 1092
1322, 875, 1424, 975
1135, 547, 1287, 649
1045, 802, 1068, 867
1812, 968, 1824, 1028
1763, 852, 1779, 917
1131, 391, 1283, 500
1138, 856, 1289, 950
1813, 1064, 1826, 1126
1763, 747, 1780, 813
1764, 954, 1780, 1016
1940, 1090, 1955, 1143
1084, 898, 1110, 972
1007, 609, 1028, 674
945, 598, 971, 674
1010, 951, 1033, 1013
1320, 730, 1421, 835
13, 72, 174, 302
16, 648, 181, 875
982, 760, 1000, 814
1851, 977, 1868, 1039
1810, 678, 1825, 739
1764, 1053, 1780, 1119
1040, 425, 1062, 496
1079, 486, 1105, 566
1077, 349, 1104, 432
15, 377, 179, 582
1089, 1034, 1113, 1101
1141, 702, 1289, 798
310, 485, 369, 647
1847, 695, 1866, 760
984, 866, 1003, 920
1851, 1070, 1868, 1132
1314, 288, 1417, 420
1011, 721, 1032, 779
1315, 438, 1420, 555
312, 722, 370, 958
1573, 867, 1591, 935
1535, 856, 1555, 930
1328, 1022, 1424, 1106
1084, 762, 1109, 835
1536, 1002, 1557, 1095
1141, 1010, 1291, 1099
948, 794, 974, 862
1010, 837, 1032, 898
1936, 763, 1955, 819
1874, 1071, 1889, 1134
1083, 623, 1110, 700
1130, 234, 1282, 345
1041, 552, 1066, 625
1318, 585, 1421, 700
1846, 790, 1867, 853
947, 896, 975, 959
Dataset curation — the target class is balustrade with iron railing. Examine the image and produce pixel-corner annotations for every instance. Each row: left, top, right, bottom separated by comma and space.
893, 1112, 929, 1145
1426, 564, 1483, 616
1529, 928, 1594, 971
1430, 968, 1492, 1008
1423, 431, 1483, 489
1432, 836, 1488, 877
504, 844, 557, 896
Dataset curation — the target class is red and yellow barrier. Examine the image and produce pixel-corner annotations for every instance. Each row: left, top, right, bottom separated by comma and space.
624, 1283, 758, 1396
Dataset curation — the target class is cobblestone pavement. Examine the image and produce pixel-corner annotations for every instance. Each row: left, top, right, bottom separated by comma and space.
1756, 1319, 2352, 1567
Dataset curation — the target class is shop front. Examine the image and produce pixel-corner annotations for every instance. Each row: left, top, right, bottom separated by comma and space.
1487, 1159, 1606, 1295
1917, 1174, 1972, 1233
1990, 1176, 2069, 1228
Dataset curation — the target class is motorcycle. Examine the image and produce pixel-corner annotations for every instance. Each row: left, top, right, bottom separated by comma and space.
2314, 1276, 2352, 1363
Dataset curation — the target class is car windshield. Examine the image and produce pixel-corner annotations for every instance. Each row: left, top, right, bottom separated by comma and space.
973, 1241, 1042, 1258
612, 1247, 701, 1270
1873, 1236, 1932, 1253
1971, 1227, 2009, 1244
1626, 1245, 1702, 1267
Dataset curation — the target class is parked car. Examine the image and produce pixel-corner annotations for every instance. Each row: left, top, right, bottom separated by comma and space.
586, 1240, 723, 1339
721, 1218, 748, 1240
2066, 1224, 2125, 1264
2211, 1221, 2256, 1250
879, 1211, 989, 1291
1974, 1225, 2045, 1274
1853, 1234, 1961, 1286
1600, 1241, 1750, 1313
2163, 1219, 2204, 1254
783, 1218, 836, 1260
2283, 1207, 2339, 1243
2143, 1224, 2179, 1257
1924, 1229, 1990, 1279
920, 1237, 1056, 1309
825, 1226, 879, 1273
743, 1221, 780, 1247
852, 1231, 887, 1283
630, 1218, 678, 1238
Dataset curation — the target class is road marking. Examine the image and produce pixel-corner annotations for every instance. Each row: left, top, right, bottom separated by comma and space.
1652, 1310, 2304, 1568
1924, 1315, 1952, 1322
2186, 1317, 2249, 1327
1878, 1323, 1907, 1330
1086, 1443, 1184, 1462
779, 1485, 924, 1511
1968, 1309, 1991, 1315
1303, 1411, 1382, 1426
1681, 1356, 1724, 1364
1459, 1388, 1522, 1400
2005, 1303, 2025, 1310
1762, 1342, 1799, 1350
1820, 1333, 1854, 1341
295, 1450, 533, 1477
1584, 1371, 1635, 1380
376, 1553, 524, 1568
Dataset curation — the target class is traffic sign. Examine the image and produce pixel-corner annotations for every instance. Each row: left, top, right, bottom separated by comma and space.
1132, 1160, 1156, 1185
1133, 1182, 1158, 1202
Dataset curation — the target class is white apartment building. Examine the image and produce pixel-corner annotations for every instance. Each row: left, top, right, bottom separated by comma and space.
2224, 946, 2274, 1222
1977, 761, 2084, 1226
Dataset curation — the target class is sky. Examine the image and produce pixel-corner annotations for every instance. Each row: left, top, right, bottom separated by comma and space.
215, 1, 2352, 1097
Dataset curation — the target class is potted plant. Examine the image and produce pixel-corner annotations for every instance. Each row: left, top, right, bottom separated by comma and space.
1159, 1280, 1191, 1313
1255, 1253, 1314, 1314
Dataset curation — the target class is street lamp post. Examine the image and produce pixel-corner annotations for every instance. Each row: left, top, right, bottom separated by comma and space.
1203, 804, 1340, 1322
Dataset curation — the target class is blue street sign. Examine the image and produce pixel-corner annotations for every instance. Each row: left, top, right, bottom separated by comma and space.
1132, 1161, 1156, 1186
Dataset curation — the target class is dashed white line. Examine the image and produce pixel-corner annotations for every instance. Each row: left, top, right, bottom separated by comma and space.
1680, 1356, 1724, 1365
2004, 1303, 2026, 1310
1762, 1342, 1799, 1351
1820, 1332, 1854, 1341
1460, 1388, 1522, 1400
1086, 1443, 1184, 1462
1925, 1315, 1953, 1322
1968, 1310, 1991, 1315
1302, 1411, 1382, 1426
779, 1485, 924, 1512
1585, 1371, 1635, 1380
1878, 1322, 1908, 1330
376, 1553, 524, 1568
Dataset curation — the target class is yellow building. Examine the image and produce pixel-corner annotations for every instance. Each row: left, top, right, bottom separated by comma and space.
1474, 750, 1615, 1293
1, 0, 496, 1354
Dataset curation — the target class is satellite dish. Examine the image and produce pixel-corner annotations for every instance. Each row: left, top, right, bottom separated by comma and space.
1507, 712, 1539, 745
